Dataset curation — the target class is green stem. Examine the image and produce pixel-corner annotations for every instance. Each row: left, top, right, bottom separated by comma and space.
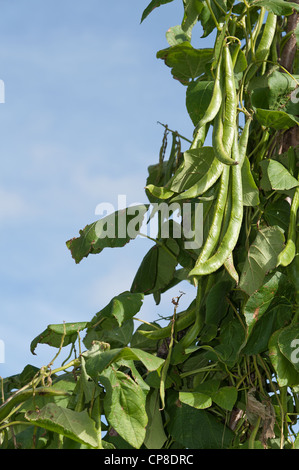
206, 0, 221, 31
248, 416, 261, 449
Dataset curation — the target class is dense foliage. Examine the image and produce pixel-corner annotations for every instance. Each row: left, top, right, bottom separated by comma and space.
1, 0, 299, 449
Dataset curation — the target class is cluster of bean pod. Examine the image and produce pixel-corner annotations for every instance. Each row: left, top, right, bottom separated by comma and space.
189, 41, 249, 279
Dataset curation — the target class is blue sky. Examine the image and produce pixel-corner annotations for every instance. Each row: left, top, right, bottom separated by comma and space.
0, 1, 214, 377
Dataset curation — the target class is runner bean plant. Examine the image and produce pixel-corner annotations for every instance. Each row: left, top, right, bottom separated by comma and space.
1, 0, 299, 449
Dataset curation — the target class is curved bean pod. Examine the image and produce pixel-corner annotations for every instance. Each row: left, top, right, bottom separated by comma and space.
246, 12, 277, 82
222, 43, 237, 155
192, 164, 230, 266
195, 57, 222, 131
189, 129, 243, 276
213, 109, 238, 166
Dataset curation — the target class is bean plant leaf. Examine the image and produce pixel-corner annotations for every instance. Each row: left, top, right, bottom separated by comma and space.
268, 330, 299, 387
30, 322, 88, 355
278, 325, 299, 372
85, 346, 164, 379
99, 368, 148, 449
66, 205, 149, 264
87, 291, 144, 329
211, 386, 238, 411
166, 392, 233, 448
25, 404, 99, 448
179, 391, 212, 409
264, 198, 291, 233
130, 238, 179, 294
250, 71, 298, 113
242, 272, 294, 354
141, 0, 175, 22
211, 319, 246, 367
186, 80, 214, 126
253, 0, 299, 15
181, 0, 203, 34
156, 43, 214, 84
260, 159, 299, 191
205, 280, 232, 325
255, 108, 299, 130
166, 25, 191, 46
144, 389, 167, 449
84, 320, 134, 350
239, 226, 285, 296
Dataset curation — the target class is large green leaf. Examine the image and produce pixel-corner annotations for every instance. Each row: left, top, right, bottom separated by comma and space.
156, 42, 213, 84
268, 330, 299, 387
30, 322, 88, 355
166, 25, 191, 46
66, 205, 148, 264
255, 109, 299, 130
211, 318, 246, 367
130, 238, 179, 295
84, 320, 134, 349
144, 389, 167, 449
211, 386, 238, 411
278, 324, 299, 373
205, 280, 232, 325
166, 392, 233, 448
264, 198, 291, 233
250, 71, 298, 112
260, 159, 299, 191
242, 272, 294, 354
25, 404, 99, 448
179, 391, 212, 409
85, 346, 164, 379
100, 368, 148, 449
239, 226, 285, 296
253, 0, 299, 15
181, 0, 203, 37
87, 291, 144, 330
84, 292, 143, 349
186, 79, 214, 126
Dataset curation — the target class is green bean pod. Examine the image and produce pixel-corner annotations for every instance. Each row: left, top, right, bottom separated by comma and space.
277, 182, 299, 267
195, 57, 222, 131
189, 129, 243, 276
190, 123, 208, 150
246, 12, 277, 82
212, 109, 238, 166
192, 164, 230, 267
222, 43, 237, 156
255, 12, 277, 64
